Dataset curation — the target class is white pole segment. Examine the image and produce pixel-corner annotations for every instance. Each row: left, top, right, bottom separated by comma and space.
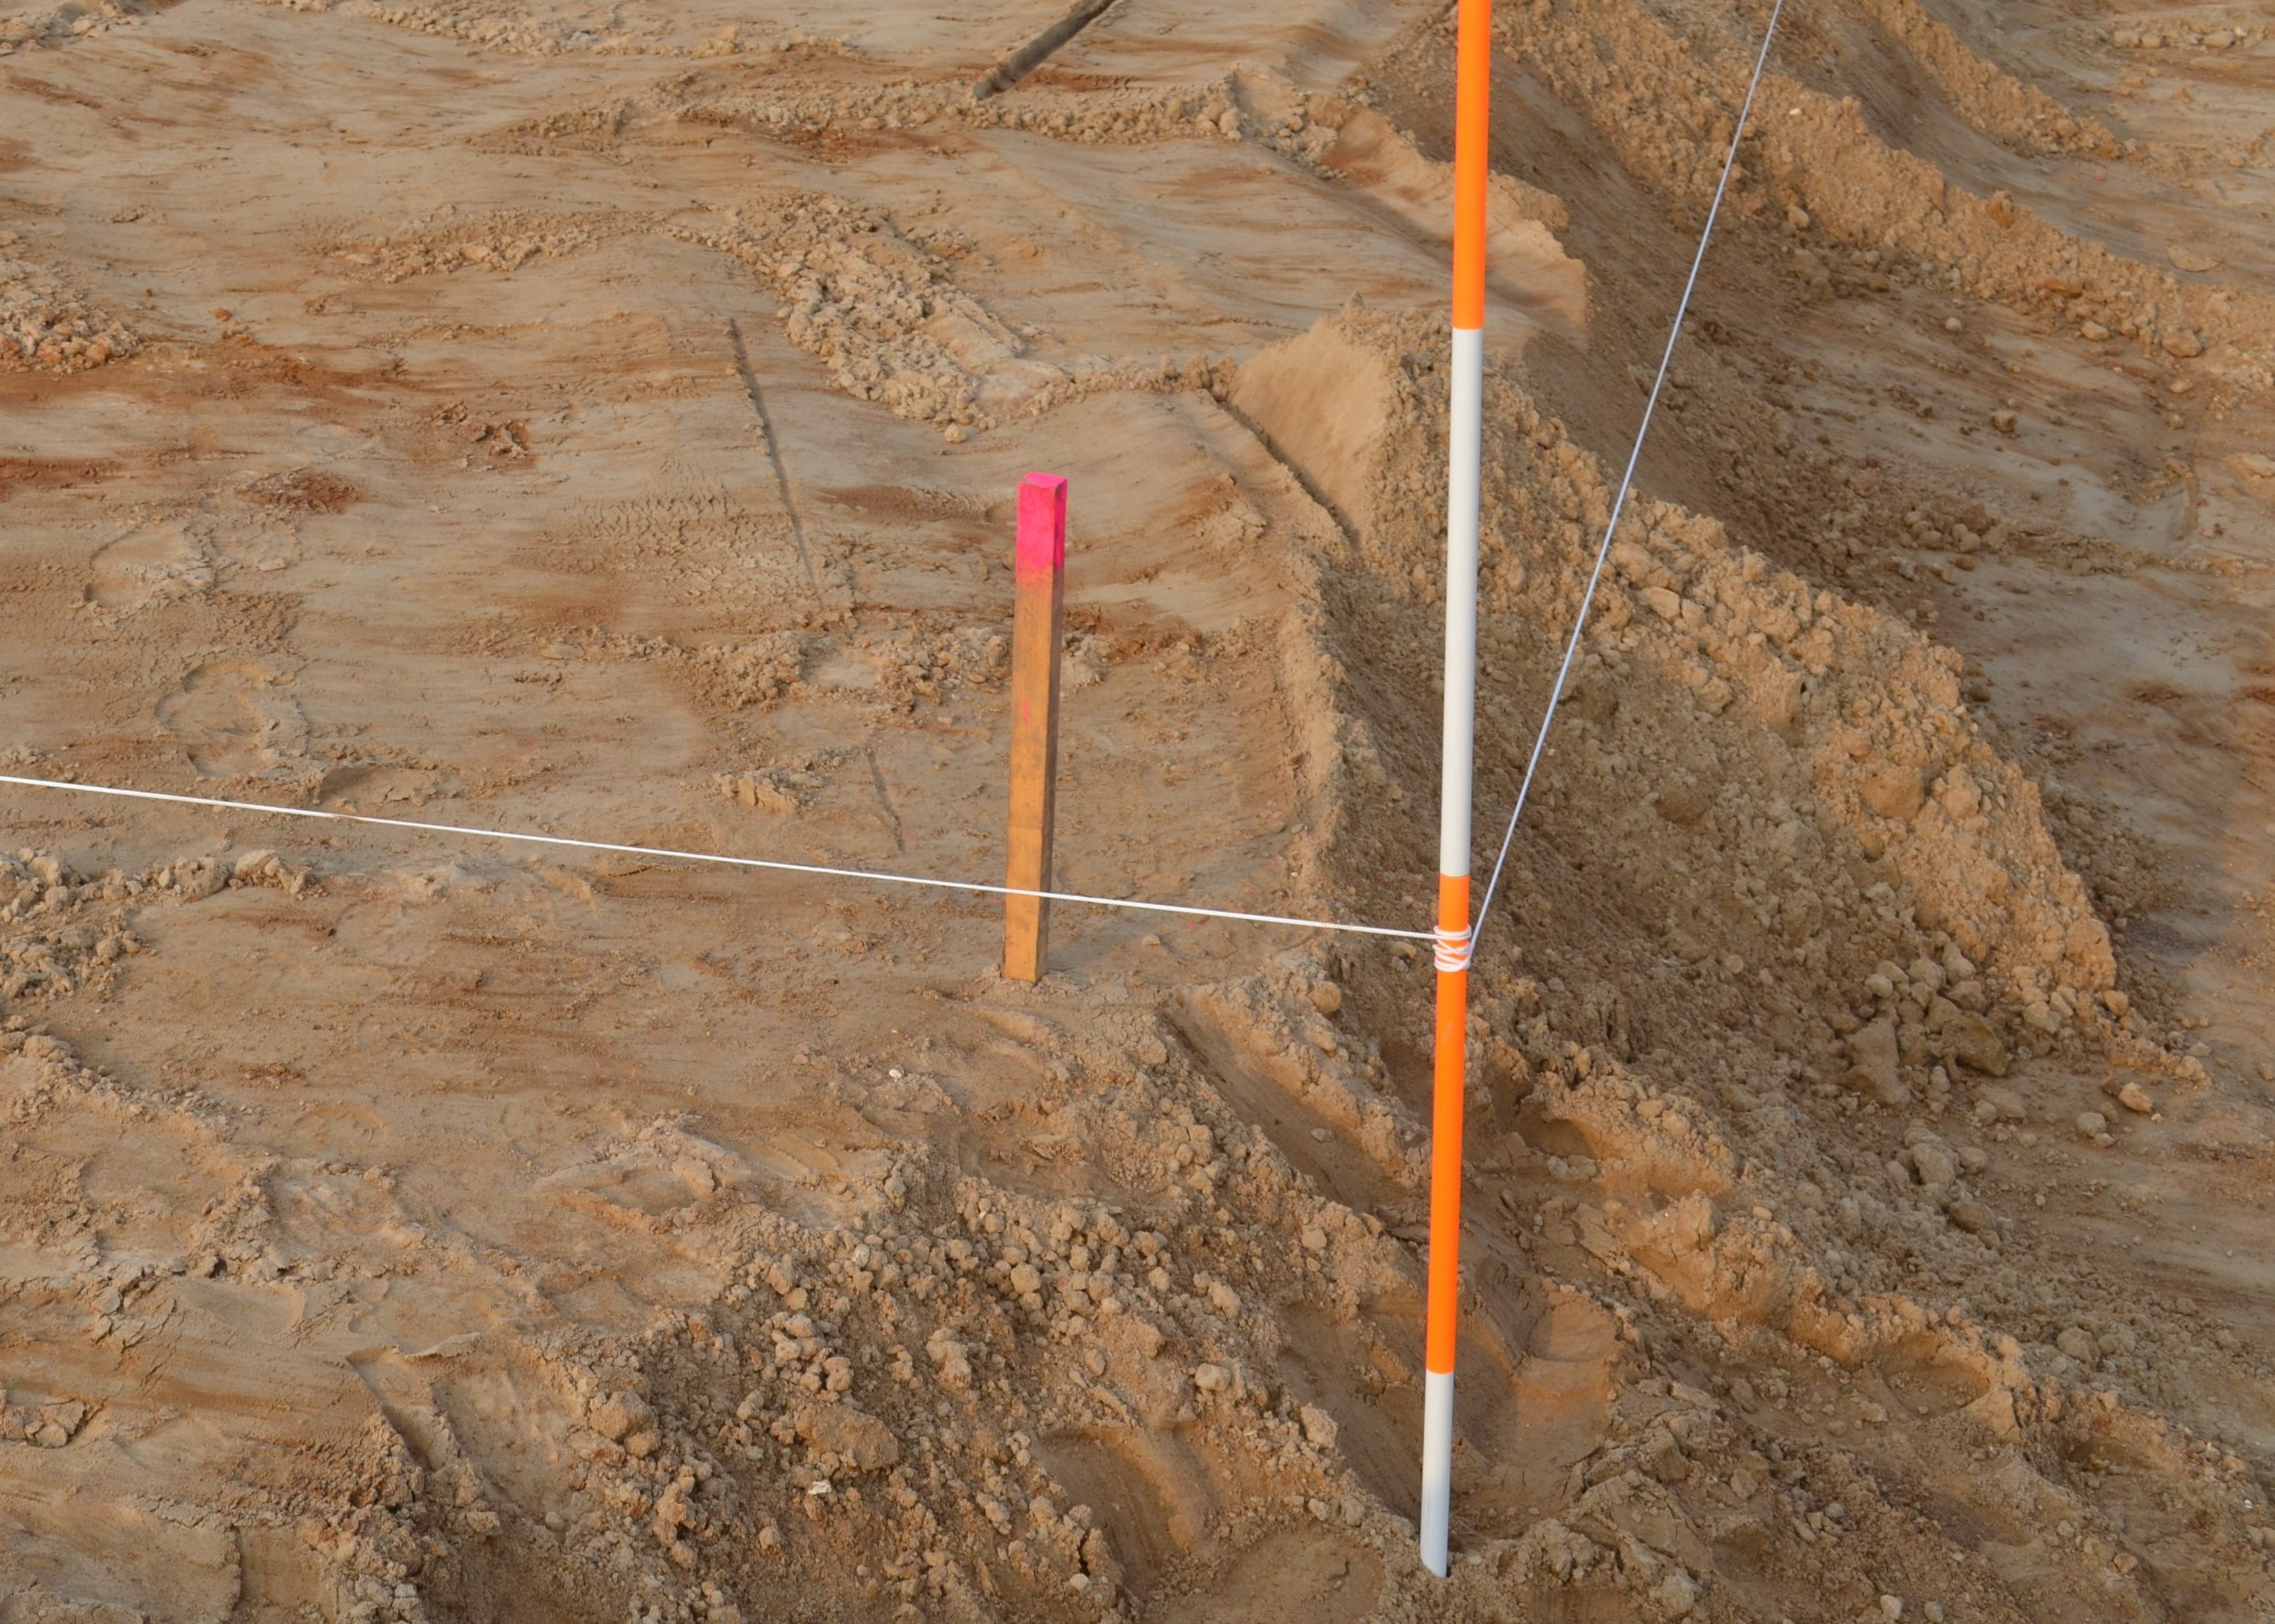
1438, 325, 1485, 886
1421, 1368, 1458, 1574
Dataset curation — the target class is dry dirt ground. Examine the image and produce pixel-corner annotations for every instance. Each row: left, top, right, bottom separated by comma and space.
0, 0, 2272, 1619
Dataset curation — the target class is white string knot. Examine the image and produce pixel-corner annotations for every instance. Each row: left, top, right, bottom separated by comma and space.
1433, 923, 1474, 974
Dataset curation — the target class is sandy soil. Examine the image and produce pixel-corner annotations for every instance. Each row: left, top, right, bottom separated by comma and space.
0, 0, 2271, 1619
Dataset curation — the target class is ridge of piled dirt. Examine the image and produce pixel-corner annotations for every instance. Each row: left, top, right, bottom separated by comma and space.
1426, 0, 2275, 389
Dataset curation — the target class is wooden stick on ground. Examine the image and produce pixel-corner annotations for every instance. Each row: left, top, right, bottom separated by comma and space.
1002, 472, 1068, 983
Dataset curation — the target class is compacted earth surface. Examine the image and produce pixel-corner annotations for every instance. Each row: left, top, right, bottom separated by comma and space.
0, 0, 2272, 1619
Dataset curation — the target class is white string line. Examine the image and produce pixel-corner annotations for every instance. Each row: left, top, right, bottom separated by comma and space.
1471, 0, 1787, 947
0, 773, 1434, 942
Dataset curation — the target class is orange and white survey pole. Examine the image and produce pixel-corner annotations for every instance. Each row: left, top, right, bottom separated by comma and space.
1421, 0, 1491, 1578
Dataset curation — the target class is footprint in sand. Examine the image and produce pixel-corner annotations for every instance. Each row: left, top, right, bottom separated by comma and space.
156, 660, 308, 779
85, 521, 215, 612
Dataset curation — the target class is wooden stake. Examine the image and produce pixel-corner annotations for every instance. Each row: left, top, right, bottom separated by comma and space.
1003, 473, 1067, 982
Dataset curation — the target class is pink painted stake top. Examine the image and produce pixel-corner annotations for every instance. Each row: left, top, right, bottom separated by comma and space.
1017, 473, 1068, 575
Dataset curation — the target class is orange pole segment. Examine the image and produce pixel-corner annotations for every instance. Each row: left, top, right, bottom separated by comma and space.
1450, 0, 1494, 330
1426, 872, 1470, 1375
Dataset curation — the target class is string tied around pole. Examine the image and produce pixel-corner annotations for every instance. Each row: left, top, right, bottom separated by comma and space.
1432, 921, 1474, 975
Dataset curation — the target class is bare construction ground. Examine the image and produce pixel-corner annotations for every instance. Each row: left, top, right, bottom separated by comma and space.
0, 0, 2271, 1619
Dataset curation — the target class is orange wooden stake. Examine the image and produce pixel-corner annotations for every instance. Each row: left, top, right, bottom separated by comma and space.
1002, 472, 1068, 982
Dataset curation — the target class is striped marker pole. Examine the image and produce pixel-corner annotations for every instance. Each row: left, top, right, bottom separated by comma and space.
1421, 0, 1491, 1579
1003, 472, 1068, 983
